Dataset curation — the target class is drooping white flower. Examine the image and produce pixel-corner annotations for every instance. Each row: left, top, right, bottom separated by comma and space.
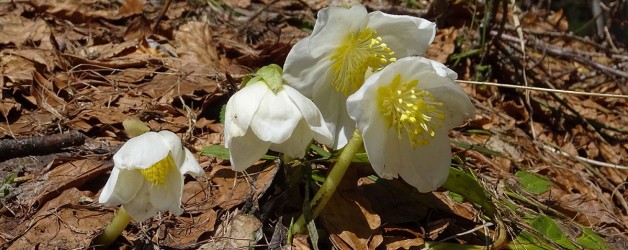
99, 131, 204, 221
283, 4, 436, 149
224, 64, 333, 171
346, 57, 475, 192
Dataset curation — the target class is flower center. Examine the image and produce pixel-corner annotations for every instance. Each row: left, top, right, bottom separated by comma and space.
377, 74, 445, 147
139, 152, 175, 185
330, 28, 396, 96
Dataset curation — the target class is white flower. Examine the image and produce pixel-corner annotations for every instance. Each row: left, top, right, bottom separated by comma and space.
99, 131, 204, 221
224, 65, 333, 171
283, 4, 436, 149
346, 57, 475, 192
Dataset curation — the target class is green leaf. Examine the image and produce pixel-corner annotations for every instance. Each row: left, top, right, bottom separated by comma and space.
576, 227, 610, 250
310, 144, 331, 159
450, 140, 505, 157
526, 215, 578, 250
442, 168, 495, 216
310, 169, 325, 183
201, 145, 231, 159
301, 173, 319, 250
351, 152, 369, 163
510, 231, 554, 250
448, 191, 464, 203
0, 173, 16, 198
515, 170, 553, 195
200, 145, 277, 160
260, 154, 277, 160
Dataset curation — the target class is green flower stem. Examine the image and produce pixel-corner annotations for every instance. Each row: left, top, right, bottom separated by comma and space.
292, 130, 363, 234
94, 206, 132, 248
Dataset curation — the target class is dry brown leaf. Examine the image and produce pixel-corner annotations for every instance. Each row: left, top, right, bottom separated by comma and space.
426, 27, 457, 63
1, 54, 37, 85
174, 21, 222, 70
548, 9, 569, 32
18, 158, 109, 208
498, 100, 529, 124
556, 193, 624, 227
124, 15, 153, 42
31, 71, 67, 119
382, 227, 425, 250
199, 210, 262, 249
31, 0, 129, 22
292, 234, 311, 250
210, 164, 278, 210
118, 0, 145, 17
162, 208, 218, 247
182, 179, 215, 212
320, 168, 383, 249
9, 188, 112, 249
223, 0, 252, 8
0, 15, 49, 47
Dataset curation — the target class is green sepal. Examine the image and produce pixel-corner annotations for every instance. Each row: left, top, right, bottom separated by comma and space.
244, 64, 284, 93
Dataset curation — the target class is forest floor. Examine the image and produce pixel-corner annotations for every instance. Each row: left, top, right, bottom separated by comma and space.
0, 0, 627, 249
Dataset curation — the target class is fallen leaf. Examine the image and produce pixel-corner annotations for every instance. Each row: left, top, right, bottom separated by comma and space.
174, 21, 222, 70
8, 188, 112, 249
198, 210, 262, 249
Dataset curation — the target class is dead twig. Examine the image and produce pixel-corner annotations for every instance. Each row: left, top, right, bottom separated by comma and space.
0, 131, 86, 161
492, 31, 628, 79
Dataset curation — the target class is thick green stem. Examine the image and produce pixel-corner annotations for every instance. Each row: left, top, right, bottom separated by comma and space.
291, 130, 363, 234
93, 206, 132, 248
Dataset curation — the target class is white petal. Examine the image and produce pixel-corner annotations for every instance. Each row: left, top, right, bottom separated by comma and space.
311, 75, 353, 149
308, 5, 369, 58
250, 89, 302, 143
347, 69, 386, 132
363, 115, 397, 179
224, 82, 267, 143
334, 104, 357, 149
228, 129, 272, 171
122, 182, 158, 221
179, 148, 204, 176
99, 168, 144, 205
113, 132, 169, 170
347, 73, 397, 178
157, 130, 185, 166
283, 86, 333, 145
283, 37, 332, 98
395, 131, 452, 192
367, 12, 436, 57
149, 166, 184, 215
424, 82, 475, 129
269, 120, 311, 158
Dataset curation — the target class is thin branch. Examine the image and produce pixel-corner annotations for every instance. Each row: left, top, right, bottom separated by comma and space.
492, 31, 628, 79
539, 142, 628, 170
456, 80, 628, 98
0, 131, 86, 161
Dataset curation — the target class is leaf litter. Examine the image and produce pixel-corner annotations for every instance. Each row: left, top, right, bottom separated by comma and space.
0, 0, 627, 249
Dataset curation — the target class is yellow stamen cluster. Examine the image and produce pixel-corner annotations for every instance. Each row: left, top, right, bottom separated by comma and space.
330, 28, 396, 95
139, 152, 175, 185
377, 75, 445, 147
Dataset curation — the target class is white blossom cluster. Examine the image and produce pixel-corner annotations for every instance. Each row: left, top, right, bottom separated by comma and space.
99, 4, 475, 221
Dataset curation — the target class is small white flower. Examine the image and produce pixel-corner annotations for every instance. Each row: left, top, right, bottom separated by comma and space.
346, 57, 475, 192
283, 4, 436, 149
224, 65, 333, 171
99, 131, 204, 221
